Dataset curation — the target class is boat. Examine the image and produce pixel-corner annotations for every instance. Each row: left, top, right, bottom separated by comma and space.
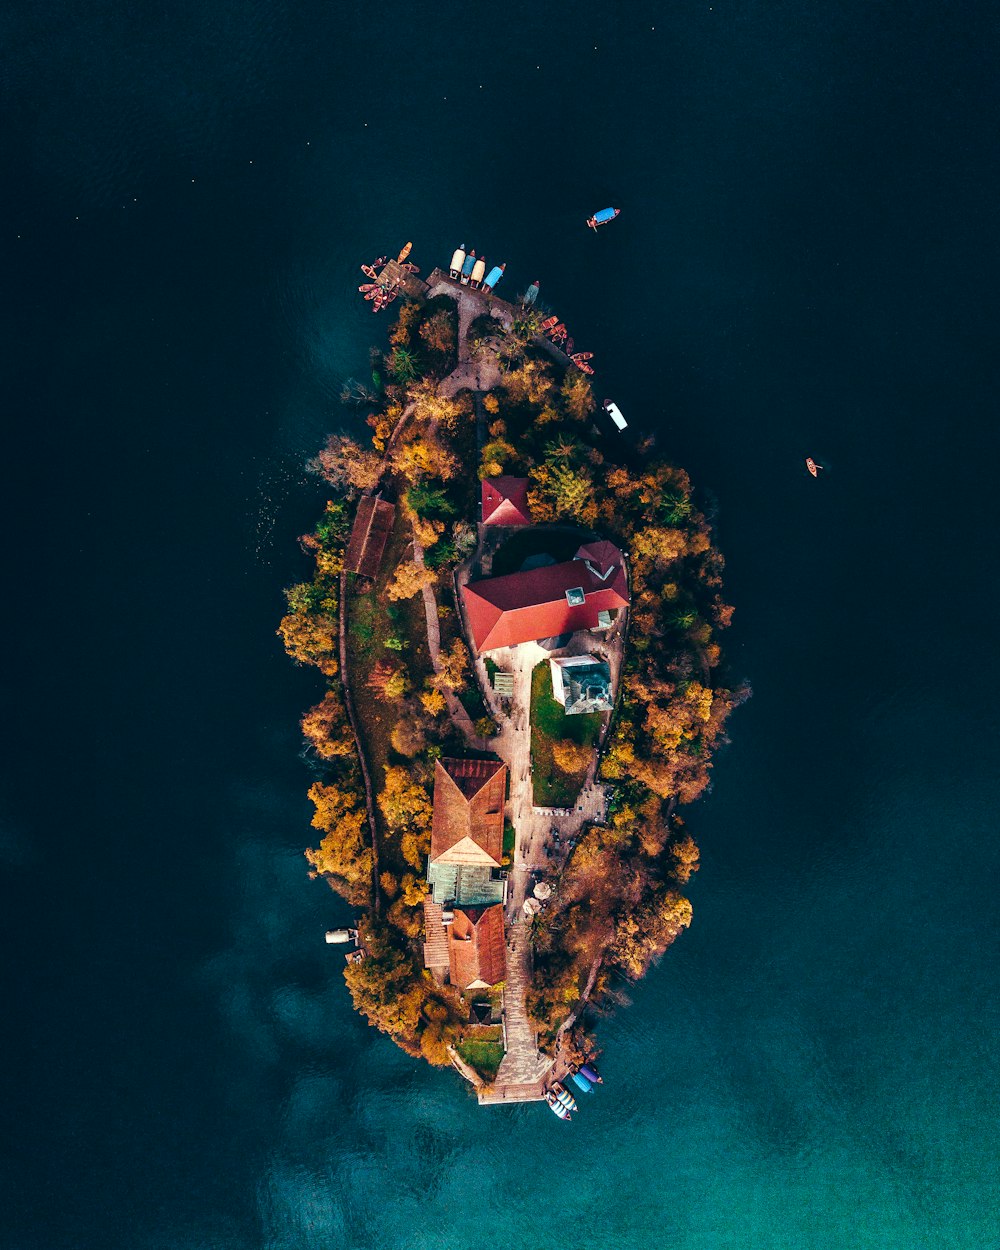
396, 241, 412, 263
449, 245, 466, 279
546, 321, 566, 338
806, 457, 822, 477
523, 281, 540, 307
603, 400, 627, 430
575, 361, 594, 374
570, 351, 593, 362
587, 207, 620, 230
470, 256, 486, 288
400, 262, 419, 274
359, 282, 379, 292
360, 263, 379, 280
551, 1082, 578, 1112
545, 1092, 571, 1120
460, 250, 476, 284
579, 1063, 603, 1084
539, 315, 559, 331
482, 262, 506, 293
568, 1071, 594, 1094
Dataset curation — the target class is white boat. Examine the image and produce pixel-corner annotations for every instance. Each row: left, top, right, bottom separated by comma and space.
603, 399, 627, 431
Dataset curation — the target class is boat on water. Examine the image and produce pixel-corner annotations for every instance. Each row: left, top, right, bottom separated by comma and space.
460, 250, 476, 284
603, 400, 627, 431
360, 263, 379, 280
470, 256, 486, 288
580, 1063, 603, 1084
545, 1092, 571, 1120
551, 1082, 578, 1112
570, 351, 593, 363
575, 360, 594, 374
396, 241, 412, 263
806, 457, 822, 477
568, 1071, 594, 1094
449, 245, 466, 279
587, 207, 620, 230
523, 280, 540, 307
482, 262, 506, 293
539, 315, 559, 331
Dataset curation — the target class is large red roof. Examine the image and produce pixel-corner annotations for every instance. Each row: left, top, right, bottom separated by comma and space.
482, 476, 532, 527
448, 905, 506, 988
430, 758, 506, 865
462, 544, 629, 651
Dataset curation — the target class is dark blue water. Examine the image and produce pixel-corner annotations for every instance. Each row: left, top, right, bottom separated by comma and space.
3, 2, 998, 1247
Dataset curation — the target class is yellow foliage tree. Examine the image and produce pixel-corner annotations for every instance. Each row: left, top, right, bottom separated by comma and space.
551, 738, 593, 774
378, 765, 432, 831
386, 559, 436, 601
421, 688, 447, 716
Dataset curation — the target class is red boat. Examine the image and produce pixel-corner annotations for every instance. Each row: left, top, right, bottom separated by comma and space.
539, 315, 559, 331
575, 361, 594, 374
806, 457, 822, 477
570, 351, 593, 362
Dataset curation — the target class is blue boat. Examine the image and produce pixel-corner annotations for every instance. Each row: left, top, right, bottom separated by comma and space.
580, 1063, 603, 1084
460, 250, 476, 284
482, 262, 505, 293
522, 280, 539, 307
568, 1071, 593, 1094
586, 207, 620, 230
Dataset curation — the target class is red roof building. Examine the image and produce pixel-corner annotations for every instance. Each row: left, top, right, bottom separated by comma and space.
447, 904, 506, 989
343, 496, 395, 578
429, 758, 507, 867
462, 543, 629, 652
481, 476, 532, 527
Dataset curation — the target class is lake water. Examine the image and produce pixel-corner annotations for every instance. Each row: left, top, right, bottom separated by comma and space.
3, 1, 998, 1247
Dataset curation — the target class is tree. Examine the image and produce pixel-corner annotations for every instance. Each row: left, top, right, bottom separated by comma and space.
419, 308, 457, 357
386, 559, 436, 601
391, 718, 427, 757
551, 738, 593, 774
278, 609, 338, 675
391, 431, 460, 483
669, 833, 700, 884
388, 345, 420, 382
301, 692, 354, 758
378, 765, 432, 831
309, 434, 382, 493
561, 369, 596, 421
435, 639, 469, 692
421, 689, 447, 717
412, 515, 445, 548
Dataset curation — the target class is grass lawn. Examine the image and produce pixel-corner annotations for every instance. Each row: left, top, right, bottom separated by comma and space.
530, 661, 602, 807
456, 1039, 505, 1082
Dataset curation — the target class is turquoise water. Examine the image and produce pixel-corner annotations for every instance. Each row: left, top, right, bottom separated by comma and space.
3, 1, 998, 1246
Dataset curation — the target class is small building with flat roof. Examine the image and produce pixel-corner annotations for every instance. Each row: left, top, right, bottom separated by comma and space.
550, 655, 613, 715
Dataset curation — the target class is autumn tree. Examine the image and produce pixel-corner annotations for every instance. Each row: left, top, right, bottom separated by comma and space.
386, 559, 436, 601
378, 765, 432, 832
390, 716, 427, 758
309, 433, 383, 493
668, 832, 700, 884
419, 308, 457, 358
301, 692, 353, 759
561, 369, 596, 421
551, 738, 593, 774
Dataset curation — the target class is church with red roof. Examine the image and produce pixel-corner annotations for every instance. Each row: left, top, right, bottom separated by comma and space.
481, 476, 532, 527
462, 540, 629, 652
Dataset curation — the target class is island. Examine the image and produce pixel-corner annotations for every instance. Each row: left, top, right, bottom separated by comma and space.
279, 245, 745, 1110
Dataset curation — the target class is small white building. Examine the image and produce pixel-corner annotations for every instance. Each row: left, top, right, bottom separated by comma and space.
549, 655, 614, 715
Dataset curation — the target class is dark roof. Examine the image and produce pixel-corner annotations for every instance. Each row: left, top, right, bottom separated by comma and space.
462, 543, 629, 651
430, 758, 507, 866
344, 496, 395, 578
482, 477, 532, 527
448, 905, 506, 988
